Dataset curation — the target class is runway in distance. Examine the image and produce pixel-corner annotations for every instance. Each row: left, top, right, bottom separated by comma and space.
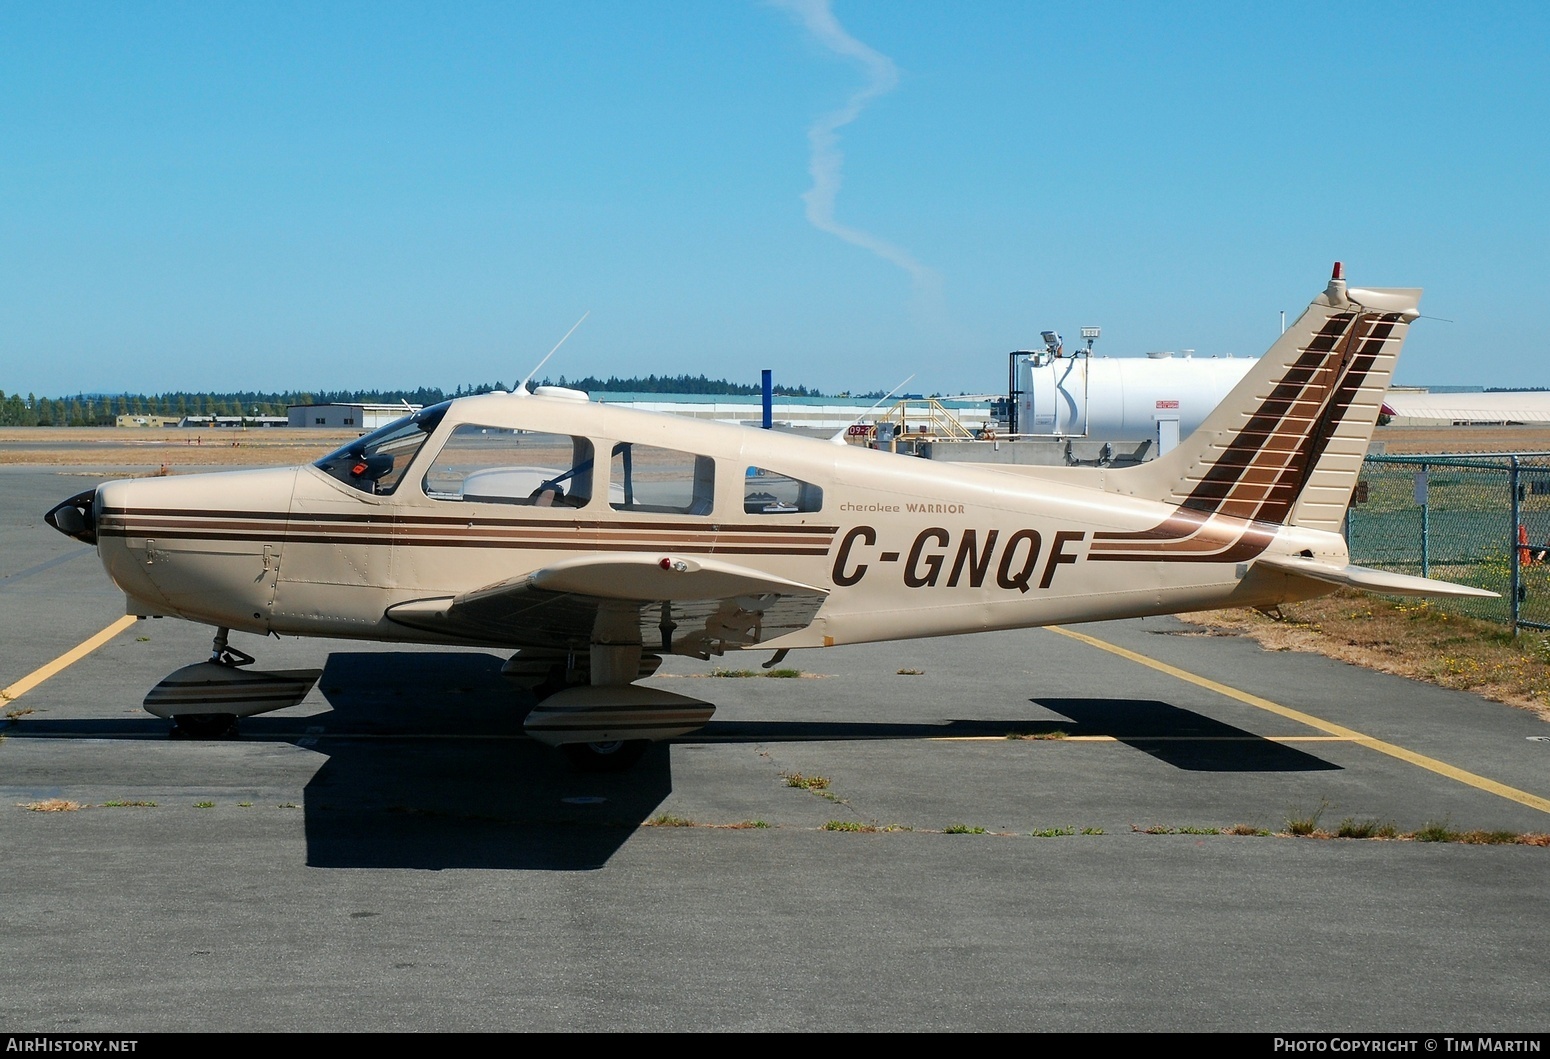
46, 265, 1494, 770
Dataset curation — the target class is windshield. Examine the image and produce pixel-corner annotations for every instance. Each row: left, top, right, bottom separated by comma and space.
313, 401, 450, 494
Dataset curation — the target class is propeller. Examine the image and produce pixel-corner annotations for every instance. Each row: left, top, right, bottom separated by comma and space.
44, 489, 98, 545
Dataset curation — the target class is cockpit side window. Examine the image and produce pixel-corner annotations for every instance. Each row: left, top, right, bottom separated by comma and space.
422, 425, 596, 508
313, 402, 449, 495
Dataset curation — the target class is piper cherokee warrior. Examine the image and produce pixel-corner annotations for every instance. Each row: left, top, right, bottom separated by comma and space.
45, 265, 1492, 771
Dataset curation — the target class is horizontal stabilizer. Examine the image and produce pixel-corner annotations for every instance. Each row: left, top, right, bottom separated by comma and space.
1255, 555, 1498, 598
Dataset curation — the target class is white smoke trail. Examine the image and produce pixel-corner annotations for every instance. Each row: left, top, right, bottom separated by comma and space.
775, 0, 942, 302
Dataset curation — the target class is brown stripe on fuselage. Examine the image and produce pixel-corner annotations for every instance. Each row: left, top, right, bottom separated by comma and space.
96, 527, 831, 556
1089, 516, 1279, 563
100, 520, 833, 548
100, 506, 838, 535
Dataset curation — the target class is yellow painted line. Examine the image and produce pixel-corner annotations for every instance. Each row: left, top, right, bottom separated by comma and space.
0, 615, 138, 703
943, 736, 1348, 743
1048, 625, 1550, 816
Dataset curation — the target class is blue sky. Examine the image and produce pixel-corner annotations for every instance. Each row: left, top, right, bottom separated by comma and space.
3, 1, 1546, 399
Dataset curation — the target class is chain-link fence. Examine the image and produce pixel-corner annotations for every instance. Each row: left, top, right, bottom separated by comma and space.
1346, 453, 1550, 633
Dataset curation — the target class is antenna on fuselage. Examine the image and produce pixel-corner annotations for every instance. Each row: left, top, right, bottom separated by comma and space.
828, 373, 916, 445
514, 311, 590, 396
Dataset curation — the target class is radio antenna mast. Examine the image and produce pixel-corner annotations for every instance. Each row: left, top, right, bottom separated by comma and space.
514, 311, 590, 395
828, 374, 916, 445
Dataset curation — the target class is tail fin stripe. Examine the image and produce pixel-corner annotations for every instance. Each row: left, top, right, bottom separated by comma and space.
1092, 309, 1384, 558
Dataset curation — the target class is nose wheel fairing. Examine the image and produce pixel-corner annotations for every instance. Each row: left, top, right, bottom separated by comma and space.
142, 661, 323, 722
144, 627, 320, 738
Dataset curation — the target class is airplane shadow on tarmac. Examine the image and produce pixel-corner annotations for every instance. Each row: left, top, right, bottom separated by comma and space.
693, 700, 1339, 772
4, 653, 1336, 872
294, 652, 670, 872
295, 661, 1337, 870
1029, 698, 1340, 772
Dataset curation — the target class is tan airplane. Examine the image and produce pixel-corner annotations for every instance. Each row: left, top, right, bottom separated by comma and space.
46, 265, 1492, 770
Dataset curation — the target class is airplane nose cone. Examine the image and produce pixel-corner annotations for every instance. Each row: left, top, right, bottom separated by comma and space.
44, 488, 99, 544
91, 467, 301, 631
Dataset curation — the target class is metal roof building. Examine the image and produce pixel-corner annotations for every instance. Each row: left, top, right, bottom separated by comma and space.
287, 403, 422, 430
1384, 390, 1550, 425
589, 392, 994, 432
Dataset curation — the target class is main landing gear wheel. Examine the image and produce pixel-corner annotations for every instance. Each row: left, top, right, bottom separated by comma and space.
560, 740, 650, 773
170, 713, 238, 740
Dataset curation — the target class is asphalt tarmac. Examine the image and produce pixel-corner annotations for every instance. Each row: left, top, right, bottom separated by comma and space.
2, 466, 1547, 1032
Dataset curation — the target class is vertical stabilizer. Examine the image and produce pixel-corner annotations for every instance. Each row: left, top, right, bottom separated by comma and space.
1118, 265, 1420, 533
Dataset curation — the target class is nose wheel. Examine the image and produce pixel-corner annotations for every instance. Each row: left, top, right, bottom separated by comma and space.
560, 740, 650, 773
170, 713, 239, 739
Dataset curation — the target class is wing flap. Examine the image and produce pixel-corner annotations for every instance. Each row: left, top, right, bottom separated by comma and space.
1255, 554, 1498, 598
529, 553, 825, 601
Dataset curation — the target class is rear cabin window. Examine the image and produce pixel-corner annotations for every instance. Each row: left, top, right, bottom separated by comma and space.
423, 425, 596, 508
610, 443, 714, 515
744, 467, 823, 515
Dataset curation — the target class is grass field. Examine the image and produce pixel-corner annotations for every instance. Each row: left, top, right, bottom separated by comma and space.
0, 427, 358, 467
1182, 591, 1550, 721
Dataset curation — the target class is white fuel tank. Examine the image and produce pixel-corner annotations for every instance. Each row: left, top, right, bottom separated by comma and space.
1018, 352, 1255, 445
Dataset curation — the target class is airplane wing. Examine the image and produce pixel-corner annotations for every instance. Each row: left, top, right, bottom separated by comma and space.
1254, 554, 1498, 598
384, 554, 829, 656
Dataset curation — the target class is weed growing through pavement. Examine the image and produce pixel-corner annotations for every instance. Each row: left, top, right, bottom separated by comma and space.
708, 667, 804, 678
1337, 817, 1400, 839
943, 824, 987, 834
1285, 799, 1331, 837
22, 799, 81, 812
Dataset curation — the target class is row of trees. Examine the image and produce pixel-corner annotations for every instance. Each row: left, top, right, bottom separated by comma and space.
539, 373, 825, 397
0, 391, 305, 426
0, 375, 843, 427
